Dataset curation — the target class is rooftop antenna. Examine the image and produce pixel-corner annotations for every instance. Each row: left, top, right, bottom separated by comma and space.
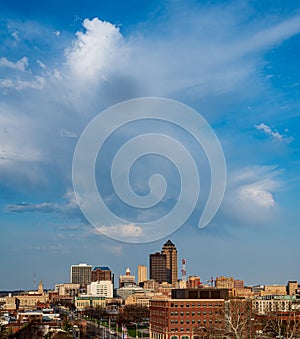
33, 273, 36, 290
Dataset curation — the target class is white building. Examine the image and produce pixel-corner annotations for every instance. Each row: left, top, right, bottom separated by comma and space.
252, 295, 300, 315
87, 280, 113, 298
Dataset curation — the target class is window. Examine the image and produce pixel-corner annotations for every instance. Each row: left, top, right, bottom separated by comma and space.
171, 336, 178, 339
180, 312, 184, 316
197, 311, 201, 315
186, 312, 190, 315
192, 312, 195, 316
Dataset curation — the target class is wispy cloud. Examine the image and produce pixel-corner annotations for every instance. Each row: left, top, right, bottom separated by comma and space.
6, 190, 80, 216
95, 224, 143, 239
0, 56, 28, 71
255, 123, 293, 143
60, 128, 77, 138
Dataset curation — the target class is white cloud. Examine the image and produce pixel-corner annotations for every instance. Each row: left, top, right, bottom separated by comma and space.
66, 18, 126, 84
60, 128, 77, 138
221, 166, 281, 226
255, 123, 292, 142
95, 224, 143, 239
0, 76, 46, 91
1, 10, 299, 233
0, 56, 28, 72
238, 181, 276, 208
6, 189, 79, 215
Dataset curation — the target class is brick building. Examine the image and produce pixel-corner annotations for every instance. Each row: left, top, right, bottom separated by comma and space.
150, 289, 230, 339
91, 266, 113, 282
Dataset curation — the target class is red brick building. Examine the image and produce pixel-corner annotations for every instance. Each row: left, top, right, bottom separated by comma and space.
91, 266, 112, 282
150, 289, 230, 339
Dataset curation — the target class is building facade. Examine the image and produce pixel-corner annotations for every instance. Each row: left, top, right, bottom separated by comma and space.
150, 253, 167, 283
150, 290, 227, 339
55, 283, 80, 297
88, 280, 113, 298
138, 265, 148, 284
91, 266, 112, 282
119, 268, 136, 287
161, 240, 178, 286
215, 276, 234, 289
70, 263, 92, 287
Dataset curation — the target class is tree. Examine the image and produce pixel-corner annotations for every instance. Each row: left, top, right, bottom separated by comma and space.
263, 307, 300, 339
116, 305, 149, 327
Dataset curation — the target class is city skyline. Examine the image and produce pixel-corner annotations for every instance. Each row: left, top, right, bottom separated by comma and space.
0, 239, 298, 292
1, 0, 300, 290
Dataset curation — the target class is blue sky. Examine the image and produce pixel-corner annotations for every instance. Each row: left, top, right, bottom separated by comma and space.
1, 0, 300, 290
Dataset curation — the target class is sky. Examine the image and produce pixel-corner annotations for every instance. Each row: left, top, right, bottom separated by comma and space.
1, 0, 300, 290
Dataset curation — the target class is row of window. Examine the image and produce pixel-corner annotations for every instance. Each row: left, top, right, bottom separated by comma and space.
170, 318, 222, 325
170, 310, 221, 316
170, 303, 222, 308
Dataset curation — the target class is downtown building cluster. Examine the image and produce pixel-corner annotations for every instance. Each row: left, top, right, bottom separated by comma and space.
1, 240, 300, 338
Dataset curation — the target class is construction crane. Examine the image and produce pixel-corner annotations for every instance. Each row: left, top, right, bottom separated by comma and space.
206, 276, 215, 287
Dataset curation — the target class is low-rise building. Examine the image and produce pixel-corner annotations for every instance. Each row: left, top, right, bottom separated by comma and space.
55, 283, 80, 297
252, 295, 300, 315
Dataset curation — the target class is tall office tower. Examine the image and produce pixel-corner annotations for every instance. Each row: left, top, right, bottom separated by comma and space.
138, 265, 148, 284
161, 240, 178, 285
149, 252, 167, 283
70, 263, 92, 287
91, 266, 112, 282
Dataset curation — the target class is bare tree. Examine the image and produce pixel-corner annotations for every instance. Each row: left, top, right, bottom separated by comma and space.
262, 306, 300, 339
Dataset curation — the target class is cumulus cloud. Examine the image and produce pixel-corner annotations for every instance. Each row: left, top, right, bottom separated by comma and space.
66, 18, 126, 84
220, 165, 281, 227
255, 123, 292, 142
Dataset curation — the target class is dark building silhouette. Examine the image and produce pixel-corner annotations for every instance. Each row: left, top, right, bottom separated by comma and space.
149, 240, 178, 285
149, 252, 167, 283
162, 239, 178, 285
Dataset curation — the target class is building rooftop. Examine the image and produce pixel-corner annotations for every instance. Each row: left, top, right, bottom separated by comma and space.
93, 266, 111, 271
163, 240, 175, 247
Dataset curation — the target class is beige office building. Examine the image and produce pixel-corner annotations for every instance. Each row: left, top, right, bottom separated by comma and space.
138, 265, 148, 284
